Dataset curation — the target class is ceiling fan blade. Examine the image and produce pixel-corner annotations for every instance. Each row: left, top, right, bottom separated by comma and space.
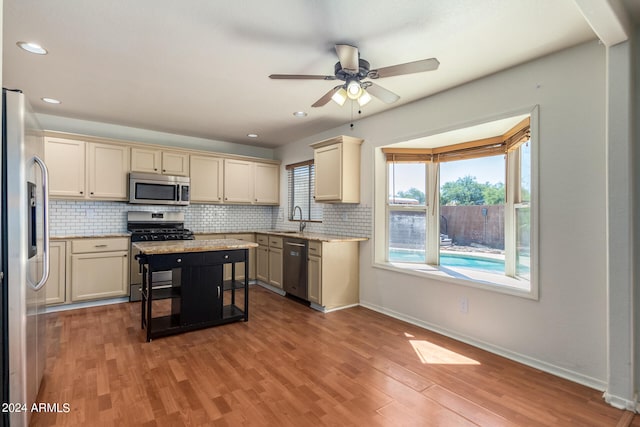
312, 85, 342, 107
335, 44, 359, 73
368, 58, 440, 79
365, 82, 400, 104
269, 74, 336, 80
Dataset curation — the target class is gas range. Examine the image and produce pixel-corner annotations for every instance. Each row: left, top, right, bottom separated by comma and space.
130, 228, 195, 242
127, 211, 193, 302
127, 211, 194, 242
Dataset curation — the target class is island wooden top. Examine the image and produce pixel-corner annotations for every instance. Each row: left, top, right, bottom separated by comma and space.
133, 239, 258, 255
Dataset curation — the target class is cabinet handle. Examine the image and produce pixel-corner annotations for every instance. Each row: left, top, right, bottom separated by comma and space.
177, 258, 182, 263
224, 255, 229, 259
90, 192, 94, 195
80, 191, 84, 195
217, 286, 220, 299
123, 254, 127, 257
154, 168, 157, 171
163, 169, 166, 172
94, 244, 108, 248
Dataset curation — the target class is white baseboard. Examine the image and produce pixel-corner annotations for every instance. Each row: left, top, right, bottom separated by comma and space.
603, 391, 638, 411
254, 280, 286, 296
359, 300, 607, 392
310, 302, 359, 313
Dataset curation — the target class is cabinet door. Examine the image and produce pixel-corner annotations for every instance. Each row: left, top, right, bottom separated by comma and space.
71, 251, 129, 301
253, 163, 279, 204
45, 138, 86, 198
223, 159, 254, 203
256, 245, 269, 282
131, 147, 161, 173
162, 152, 189, 176
268, 247, 283, 289
190, 155, 223, 202
88, 143, 130, 199
307, 255, 322, 304
45, 241, 67, 305
314, 143, 342, 201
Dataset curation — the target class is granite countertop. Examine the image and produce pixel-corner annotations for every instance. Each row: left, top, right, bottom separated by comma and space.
257, 230, 368, 242
133, 238, 259, 255
196, 230, 368, 243
52, 233, 131, 240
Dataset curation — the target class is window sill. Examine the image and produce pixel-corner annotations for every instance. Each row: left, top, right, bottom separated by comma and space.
373, 260, 537, 300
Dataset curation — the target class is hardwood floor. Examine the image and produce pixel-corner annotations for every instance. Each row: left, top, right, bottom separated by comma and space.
33, 286, 634, 426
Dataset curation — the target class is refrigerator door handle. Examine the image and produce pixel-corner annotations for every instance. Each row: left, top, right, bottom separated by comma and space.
29, 155, 50, 291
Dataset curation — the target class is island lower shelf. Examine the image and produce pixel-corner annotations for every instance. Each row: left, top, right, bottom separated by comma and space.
134, 239, 258, 342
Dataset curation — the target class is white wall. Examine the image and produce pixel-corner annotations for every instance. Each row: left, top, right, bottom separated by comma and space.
276, 40, 610, 388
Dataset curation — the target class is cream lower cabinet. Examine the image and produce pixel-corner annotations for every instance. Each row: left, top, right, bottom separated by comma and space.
255, 234, 282, 288
45, 241, 68, 305
268, 236, 283, 289
70, 238, 129, 302
256, 245, 269, 283
307, 240, 359, 311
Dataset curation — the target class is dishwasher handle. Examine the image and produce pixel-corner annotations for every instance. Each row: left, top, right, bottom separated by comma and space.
285, 242, 306, 247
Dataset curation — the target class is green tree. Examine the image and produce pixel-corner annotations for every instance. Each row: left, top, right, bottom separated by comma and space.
395, 187, 425, 204
440, 176, 485, 205
482, 182, 505, 205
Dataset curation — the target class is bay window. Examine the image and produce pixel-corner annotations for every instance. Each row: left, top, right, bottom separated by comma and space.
381, 113, 536, 295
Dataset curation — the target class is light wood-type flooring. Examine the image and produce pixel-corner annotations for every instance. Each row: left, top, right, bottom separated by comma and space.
33, 286, 634, 426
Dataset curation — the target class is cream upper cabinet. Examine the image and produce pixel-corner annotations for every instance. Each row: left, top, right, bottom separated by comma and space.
88, 142, 129, 199
131, 148, 189, 176
224, 159, 280, 205
45, 137, 86, 198
190, 155, 223, 203
162, 151, 189, 176
253, 163, 279, 204
130, 147, 161, 173
223, 159, 254, 203
311, 135, 363, 203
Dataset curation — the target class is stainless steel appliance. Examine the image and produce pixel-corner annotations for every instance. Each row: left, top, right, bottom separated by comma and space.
129, 172, 190, 206
283, 238, 308, 300
1, 89, 50, 425
128, 211, 194, 301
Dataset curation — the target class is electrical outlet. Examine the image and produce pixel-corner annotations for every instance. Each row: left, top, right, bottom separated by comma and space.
459, 297, 469, 313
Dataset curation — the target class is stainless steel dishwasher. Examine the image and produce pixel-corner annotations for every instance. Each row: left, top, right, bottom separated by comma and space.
283, 237, 308, 300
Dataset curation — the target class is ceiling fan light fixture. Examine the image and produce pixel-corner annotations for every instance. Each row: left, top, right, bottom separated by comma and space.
357, 89, 372, 106
346, 80, 362, 100
331, 88, 347, 106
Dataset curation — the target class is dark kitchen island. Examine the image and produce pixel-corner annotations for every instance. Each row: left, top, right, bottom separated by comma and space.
133, 239, 258, 342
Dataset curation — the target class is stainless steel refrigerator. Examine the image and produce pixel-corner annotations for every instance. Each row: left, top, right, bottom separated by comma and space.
1, 88, 50, 426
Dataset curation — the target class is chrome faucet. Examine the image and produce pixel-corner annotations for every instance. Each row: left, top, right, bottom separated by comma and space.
293, 205, 306, 233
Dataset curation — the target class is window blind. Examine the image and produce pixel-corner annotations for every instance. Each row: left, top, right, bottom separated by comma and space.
383, 117, 530, 163
286, 160, 323, 221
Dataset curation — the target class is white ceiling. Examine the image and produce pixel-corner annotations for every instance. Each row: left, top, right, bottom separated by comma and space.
0, 1, 614, 148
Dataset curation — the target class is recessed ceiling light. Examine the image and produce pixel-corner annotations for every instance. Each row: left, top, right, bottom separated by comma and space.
41, 97, 61, 104
293, 111, 308, 118
16, 41, 48, 55
247, 133, 258, 138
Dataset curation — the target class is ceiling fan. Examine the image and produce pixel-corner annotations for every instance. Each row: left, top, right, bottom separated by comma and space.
269, 44, 439, 108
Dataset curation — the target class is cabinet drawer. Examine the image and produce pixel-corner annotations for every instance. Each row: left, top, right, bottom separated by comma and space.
256, 234, 269, 246
268, 236, 283, 249
72, 237, 129, 254
308, 241, 322, 256
229, 233, 254, 242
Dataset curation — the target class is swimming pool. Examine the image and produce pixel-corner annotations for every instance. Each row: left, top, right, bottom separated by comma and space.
389, 249, 519, 274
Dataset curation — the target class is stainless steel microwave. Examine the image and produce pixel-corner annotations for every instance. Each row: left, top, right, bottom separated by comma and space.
129, 172, 190, 205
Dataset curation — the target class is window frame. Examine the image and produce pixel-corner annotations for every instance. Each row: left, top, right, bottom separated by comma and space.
286, 160, 322, 223
376, 108, 538, 299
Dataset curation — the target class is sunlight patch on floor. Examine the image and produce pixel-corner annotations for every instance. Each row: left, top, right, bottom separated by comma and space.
408, 338, 481, 365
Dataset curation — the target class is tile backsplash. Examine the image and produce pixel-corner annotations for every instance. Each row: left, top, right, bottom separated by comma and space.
50, 200, 371, 237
